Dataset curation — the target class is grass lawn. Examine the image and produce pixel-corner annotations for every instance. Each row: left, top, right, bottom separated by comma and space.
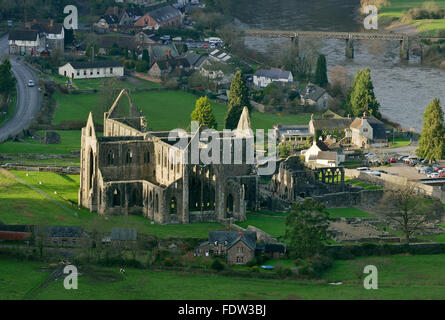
380, 0, 445, 35
0, 170, 223, 239
5, 253, 445, 299
0, 130, 82, 154
236, 215, 286, 238
345, 178, 383, 190
52, 74, 161, 91
326, 208, 375, 219
388, 137, 411, 149
52, 90, 312, 131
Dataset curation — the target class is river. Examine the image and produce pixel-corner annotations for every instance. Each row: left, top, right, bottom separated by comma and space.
232, 0, 445, 133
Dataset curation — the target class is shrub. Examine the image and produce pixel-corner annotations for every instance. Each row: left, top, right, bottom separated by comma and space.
249, 266, 260, 273
274, 264, 292, 278
211, 258, 226, 271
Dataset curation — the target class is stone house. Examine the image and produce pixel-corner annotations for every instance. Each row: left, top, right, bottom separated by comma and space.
78, 90, 258, 224
58, 61, 124, 80
148, 44, 179, 65
195, 231, 256, 265
253, 68, 293, 88
308, 115, 353, 139
184, 52, 208, 70
35, 226, 84, 247
135, 6, 183, 29
274, 124, 311, 146
301, 84, 332, 110
147, 57, 191, 78
8, 29, 42, 56
350, 113, 388, 148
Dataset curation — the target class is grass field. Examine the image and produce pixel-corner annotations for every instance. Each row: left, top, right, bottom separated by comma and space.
4, 253, 445, 299
0, 130, 82, 154
380, 0, 445, 35
52, 90, 312, 131
52, 75, 161, 91
237, 215, 286, 238
388, 137, 411, 149
0, 170, 224, 239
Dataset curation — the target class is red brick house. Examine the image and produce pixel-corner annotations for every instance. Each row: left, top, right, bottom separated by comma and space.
134, 6, 182, 29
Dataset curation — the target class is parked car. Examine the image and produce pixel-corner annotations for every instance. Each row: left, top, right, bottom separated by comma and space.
428, 172, 439, 178
357, 167, 371, 171
389, 157, 397, 163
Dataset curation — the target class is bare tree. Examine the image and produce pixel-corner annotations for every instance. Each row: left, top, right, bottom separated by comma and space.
375, 186, 444, 243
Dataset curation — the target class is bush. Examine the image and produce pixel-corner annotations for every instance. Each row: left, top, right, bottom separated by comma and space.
135, 61, 149, 73
249, 266, 260, 273
274, 264, 292, 278
211, 258, 226, 271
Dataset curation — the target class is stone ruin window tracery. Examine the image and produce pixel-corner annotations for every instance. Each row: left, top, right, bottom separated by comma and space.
107, 151, 115, 165
144, 151, 150, 164
113, 188, 121, 207
126, 150, 133, 164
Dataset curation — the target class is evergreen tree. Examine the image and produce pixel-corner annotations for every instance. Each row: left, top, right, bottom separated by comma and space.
349, 68, 380, 117
0, 59, 15, 95
417, 98, 445, 162
314, 54, 328, 88
191, 96, 218, 129
142, 49, 150, 63
224, 70, 250, 129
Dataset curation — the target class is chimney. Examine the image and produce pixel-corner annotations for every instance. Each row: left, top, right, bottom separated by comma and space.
166, 49, 171, 59
50, 19, 54, 27
238, 232, 244, 238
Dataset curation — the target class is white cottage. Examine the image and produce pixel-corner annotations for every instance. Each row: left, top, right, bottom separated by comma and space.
59, 61, 124, 80
8, 29, 41, 56
253, 68, 293, 88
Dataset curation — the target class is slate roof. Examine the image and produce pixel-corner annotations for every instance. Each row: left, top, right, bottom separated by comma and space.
255, 68, 292, 80
110, 228, 137, 241
316, 139, 330, 151
314, 151, 337, 161
350, 115, 388, 140
304, 84, 327, 102
36, 226, 83, 238
9, 29, 38, 41
184, 53, 208, 68
67, 61, 123, 70
148, 5, 182, 24
311, 118, 353, 131
149, 44, 179, 59
208, 230, 256, 250
102, 15, 120, 25
155, 57, 190, 70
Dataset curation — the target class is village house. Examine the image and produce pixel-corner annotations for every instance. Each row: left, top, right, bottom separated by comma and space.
148, 44, 179, 65
147, 57, 191, 78
8, 29, 42, 56
195, 231, 257, 265
209, 49, 231, 63
274, 124, 312, 146
35, 226, 84, 247
103, 6, 144, 26
302, 139, 344, 167
184, 52, 208, 70
58, 61, 124, 79
134, 5, 183, 29
350, 113, 388, 148
308, 115, 353, 139
253, 68, 293, 88
301, 83, 332, 110
30, 20, 65, 52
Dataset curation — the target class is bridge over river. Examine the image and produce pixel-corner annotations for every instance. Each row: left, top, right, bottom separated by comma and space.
244, 29, 445, 60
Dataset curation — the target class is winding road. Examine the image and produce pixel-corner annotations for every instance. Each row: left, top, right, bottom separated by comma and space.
0, 34, 42, 142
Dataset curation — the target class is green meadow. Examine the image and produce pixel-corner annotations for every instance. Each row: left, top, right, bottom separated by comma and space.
0, 170, 223, 239
3, 253, 445, 299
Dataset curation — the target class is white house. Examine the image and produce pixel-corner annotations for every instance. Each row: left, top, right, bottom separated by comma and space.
8, 29, 42, 56
58, 61, 124, 80
302, 139, 343, 168
350, 113, 388, 148
253, 68, 293, 88
31, 20, 64, 52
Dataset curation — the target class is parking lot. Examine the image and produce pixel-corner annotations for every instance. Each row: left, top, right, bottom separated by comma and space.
372, 163, 425, 180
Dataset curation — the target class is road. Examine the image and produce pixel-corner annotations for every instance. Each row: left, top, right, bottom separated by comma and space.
0, 35, 42, 142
